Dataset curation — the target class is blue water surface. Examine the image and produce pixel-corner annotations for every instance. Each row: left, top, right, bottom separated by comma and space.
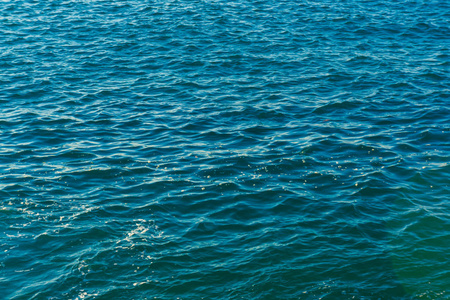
1, 0, 449, 299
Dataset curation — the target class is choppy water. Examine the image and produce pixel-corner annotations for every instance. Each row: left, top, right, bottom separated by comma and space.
1, 0, 449, 299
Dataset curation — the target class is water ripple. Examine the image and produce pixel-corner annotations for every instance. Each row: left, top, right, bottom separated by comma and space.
1, 0, 449, 299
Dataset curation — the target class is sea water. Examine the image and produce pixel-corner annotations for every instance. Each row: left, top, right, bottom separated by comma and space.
1, 0, 449, 299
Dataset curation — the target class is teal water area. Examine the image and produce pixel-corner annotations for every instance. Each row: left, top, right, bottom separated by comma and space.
1, 0, 449, 299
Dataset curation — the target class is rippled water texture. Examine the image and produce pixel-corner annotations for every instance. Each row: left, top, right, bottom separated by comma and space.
1, 0, 449, 299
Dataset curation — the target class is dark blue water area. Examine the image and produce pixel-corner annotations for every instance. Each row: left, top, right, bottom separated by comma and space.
0, 0, 449, 299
